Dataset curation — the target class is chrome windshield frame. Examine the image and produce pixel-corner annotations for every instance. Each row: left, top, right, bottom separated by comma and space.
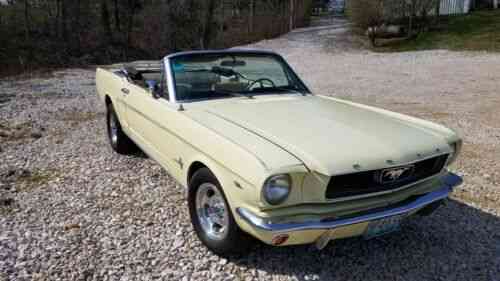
163, 56, 178, 103
162, 49, 312, 104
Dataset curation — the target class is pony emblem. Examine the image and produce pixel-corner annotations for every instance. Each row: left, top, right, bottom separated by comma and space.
380, 165, 414, 183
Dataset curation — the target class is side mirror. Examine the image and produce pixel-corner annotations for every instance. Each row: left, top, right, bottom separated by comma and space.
145, 80, 161, 99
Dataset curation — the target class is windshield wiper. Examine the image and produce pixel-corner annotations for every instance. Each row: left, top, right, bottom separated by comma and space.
258, 86, 307, 96
212, 89, 254, 99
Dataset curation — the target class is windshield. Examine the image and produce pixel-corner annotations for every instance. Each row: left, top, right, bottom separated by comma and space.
170, 53, 309, 101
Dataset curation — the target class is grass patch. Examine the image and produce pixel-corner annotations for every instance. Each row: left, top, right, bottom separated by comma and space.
19, 170, 54, 185
378, 10, 500, 52
0, 121, 37, 141
10, 169, 57, 192
58, 111, 104, 134
452, 190, 499, 210
1, 169, 58, 215
60, 111, 103, 123
0, 204, 15, 215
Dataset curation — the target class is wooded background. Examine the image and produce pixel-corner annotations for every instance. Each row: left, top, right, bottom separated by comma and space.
0, 0, 312, 76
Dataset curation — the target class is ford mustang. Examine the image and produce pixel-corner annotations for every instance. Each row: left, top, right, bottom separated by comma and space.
96, 50, 462, 256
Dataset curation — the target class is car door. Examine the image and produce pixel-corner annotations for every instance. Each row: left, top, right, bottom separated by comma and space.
121, 69, 184, 180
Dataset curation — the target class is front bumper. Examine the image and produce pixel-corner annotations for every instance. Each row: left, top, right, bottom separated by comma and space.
236, 173, 463, 246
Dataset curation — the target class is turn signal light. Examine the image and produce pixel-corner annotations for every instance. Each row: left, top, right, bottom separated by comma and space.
271, 234, 289, 246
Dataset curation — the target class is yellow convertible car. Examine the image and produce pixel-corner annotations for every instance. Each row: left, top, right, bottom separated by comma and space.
96, 50, 462, 256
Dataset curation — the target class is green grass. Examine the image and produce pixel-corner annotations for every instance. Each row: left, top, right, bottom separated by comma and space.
379, 10, 500, 52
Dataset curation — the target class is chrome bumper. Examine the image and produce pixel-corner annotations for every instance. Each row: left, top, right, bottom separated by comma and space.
236, 173, 462, 233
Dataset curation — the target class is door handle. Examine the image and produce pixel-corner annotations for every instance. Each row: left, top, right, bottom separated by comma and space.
121, 88, 130, 95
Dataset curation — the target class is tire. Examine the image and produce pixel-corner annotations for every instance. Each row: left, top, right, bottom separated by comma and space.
106, 104, 137, 155
188, 168, 252, 256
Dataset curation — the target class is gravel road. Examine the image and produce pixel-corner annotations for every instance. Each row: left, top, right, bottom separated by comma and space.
1, 17, 499, 281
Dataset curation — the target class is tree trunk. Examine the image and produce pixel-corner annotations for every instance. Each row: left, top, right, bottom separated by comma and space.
101, 0, 113, 43
56, 0, 61, 38
369, 31, 377, 47
126, 0, 137, 59
61, 0, 69, 45
202, 0, 216, 49
408, 15, 413, 37
289, 0, 295, 31
74, 0, 82, 56
23, 0, 30, 42
435, 0, 441, 25
114, 0, 121, 31
408, 0, 415, 38
283, 1, 287, 34
23, 0, 32, 65
220, 0, 225, 46
62, 0, 69, 42
249, 0, 254, 34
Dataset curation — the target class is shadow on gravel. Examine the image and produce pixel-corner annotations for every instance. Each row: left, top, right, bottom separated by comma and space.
131, 148, 149, 159
231, 200, 500, 281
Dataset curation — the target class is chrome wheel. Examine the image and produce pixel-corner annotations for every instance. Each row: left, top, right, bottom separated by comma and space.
195, 183, 230, 240
109, 112, 118, 144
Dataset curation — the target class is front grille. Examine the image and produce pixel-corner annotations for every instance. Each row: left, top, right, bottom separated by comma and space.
325, 154, 449, 199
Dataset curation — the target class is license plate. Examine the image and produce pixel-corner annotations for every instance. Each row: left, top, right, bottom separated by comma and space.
364, 215, 403, 240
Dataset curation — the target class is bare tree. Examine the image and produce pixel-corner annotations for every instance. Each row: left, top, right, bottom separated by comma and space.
101, 0, 112, 42
202, 0, 217, 49
349, 0, 384, 46
61, 0, 68, 42
23, 0, 30, 43
408, 0, 416, 37
125, 0, 138, 58
249, 0, 254, 34
349, 0, 441, 45
0, 0, 313, 75
113, 0, 120, 31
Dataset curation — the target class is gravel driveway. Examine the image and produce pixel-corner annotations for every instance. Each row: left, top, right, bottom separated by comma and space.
1, 17, 499, 281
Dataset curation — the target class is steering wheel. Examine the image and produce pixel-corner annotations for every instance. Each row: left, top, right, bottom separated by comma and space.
246, 78, 276, 90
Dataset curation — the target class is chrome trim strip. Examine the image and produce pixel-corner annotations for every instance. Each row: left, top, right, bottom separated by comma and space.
163, 50, 311, 103
165, 49, 280, 60
236, 173, 462, 232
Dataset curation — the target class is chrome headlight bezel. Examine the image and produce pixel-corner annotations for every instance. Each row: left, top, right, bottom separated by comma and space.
262, 174, 292, 205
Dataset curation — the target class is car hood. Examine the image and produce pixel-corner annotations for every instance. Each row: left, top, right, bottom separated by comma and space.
187, 95, 453, 176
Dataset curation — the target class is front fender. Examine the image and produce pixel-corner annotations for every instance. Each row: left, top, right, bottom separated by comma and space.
184, 154, 260, 213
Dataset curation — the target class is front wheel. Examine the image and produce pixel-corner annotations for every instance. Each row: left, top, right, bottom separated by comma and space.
188, 168, 252, 256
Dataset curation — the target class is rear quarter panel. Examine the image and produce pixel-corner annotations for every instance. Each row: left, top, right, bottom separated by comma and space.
96, 68, 128, 126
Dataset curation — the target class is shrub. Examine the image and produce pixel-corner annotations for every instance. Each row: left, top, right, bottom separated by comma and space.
348, 0, 385, 45
348, 0, 440, 46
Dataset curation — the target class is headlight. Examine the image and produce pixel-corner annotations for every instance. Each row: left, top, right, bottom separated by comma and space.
262, 174, 292, 205
447, 140, 462, 166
